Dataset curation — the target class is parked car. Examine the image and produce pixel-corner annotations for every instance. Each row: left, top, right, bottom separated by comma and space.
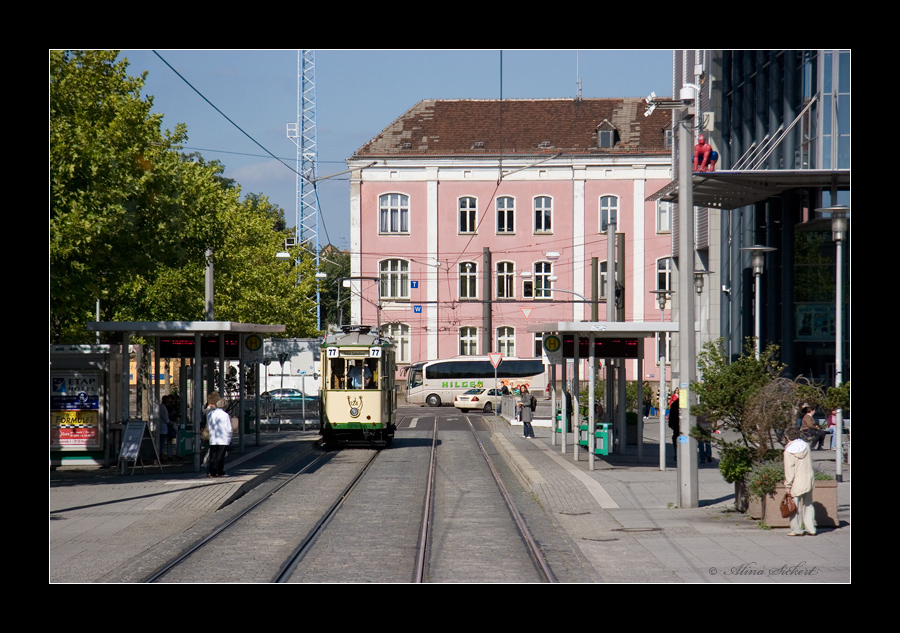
261, 389, 317, 414
453, 388, 502, 413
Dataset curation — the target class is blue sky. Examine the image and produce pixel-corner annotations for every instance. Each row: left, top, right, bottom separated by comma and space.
121, 49, 673, 250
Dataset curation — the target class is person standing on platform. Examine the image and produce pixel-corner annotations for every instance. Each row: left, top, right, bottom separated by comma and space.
667, 391, 680, 464
520, 386, 536, 439
206, 392, 233, 478
783, 426, 816, 536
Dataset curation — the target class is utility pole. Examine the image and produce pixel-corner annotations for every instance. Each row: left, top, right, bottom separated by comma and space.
676, 84, 699, 508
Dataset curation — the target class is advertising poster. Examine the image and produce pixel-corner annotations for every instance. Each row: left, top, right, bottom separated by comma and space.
50, 371, 101, 449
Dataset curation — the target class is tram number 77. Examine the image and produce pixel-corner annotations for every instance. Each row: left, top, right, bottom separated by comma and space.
368, 347, 382, 358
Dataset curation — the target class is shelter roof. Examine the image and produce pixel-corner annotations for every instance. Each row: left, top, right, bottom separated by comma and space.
86, 321, 285, 336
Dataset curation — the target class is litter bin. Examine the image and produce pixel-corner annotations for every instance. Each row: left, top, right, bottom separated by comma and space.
177, 428, 194, 457
595, 422, 611, 455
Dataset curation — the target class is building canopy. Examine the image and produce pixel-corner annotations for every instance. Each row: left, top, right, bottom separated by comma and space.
647, 169, 850, 210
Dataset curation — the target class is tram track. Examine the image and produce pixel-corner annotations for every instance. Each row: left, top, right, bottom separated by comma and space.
144, 414, 556, 583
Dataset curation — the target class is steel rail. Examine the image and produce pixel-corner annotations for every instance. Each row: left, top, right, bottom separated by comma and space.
465, 417, 557, 583
414, 423, 438, 583
144, 451, 331, 583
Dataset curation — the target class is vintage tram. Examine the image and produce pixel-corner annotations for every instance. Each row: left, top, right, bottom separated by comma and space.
320, 325, 397, 447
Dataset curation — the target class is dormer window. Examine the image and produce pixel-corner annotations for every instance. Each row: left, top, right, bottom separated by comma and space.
596, 120, 618, 149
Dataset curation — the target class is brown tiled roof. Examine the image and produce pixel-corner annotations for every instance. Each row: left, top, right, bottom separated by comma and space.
353, 98, 672, 157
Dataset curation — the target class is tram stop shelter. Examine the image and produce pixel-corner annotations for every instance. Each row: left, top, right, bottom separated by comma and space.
527, 320, 679, 471
85, 320, 285, 473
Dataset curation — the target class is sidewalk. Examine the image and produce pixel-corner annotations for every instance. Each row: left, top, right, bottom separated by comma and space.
490, 409, 851, 583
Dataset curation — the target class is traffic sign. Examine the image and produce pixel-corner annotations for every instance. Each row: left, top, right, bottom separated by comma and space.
488, 353, 502, 368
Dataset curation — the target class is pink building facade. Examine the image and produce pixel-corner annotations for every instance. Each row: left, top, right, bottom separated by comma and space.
346, 99, 674, 384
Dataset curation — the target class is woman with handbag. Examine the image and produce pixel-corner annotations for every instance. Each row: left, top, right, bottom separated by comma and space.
520, 386, 536, 439
783, 426, 816, 536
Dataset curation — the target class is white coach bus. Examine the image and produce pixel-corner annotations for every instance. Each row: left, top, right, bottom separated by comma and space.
405, 356, 547, 407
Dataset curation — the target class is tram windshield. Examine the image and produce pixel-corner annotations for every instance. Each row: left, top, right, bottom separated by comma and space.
328, 357, 379, 390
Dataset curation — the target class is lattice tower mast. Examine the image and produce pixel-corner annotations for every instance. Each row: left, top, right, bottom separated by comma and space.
287, 50, 322, 329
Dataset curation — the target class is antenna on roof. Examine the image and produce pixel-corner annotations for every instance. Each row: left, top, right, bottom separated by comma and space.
575, 51, 582, 101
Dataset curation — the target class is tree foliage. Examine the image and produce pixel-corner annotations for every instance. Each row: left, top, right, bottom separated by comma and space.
50, 50, 318, 341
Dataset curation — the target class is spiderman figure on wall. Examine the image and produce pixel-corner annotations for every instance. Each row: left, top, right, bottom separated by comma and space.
693, 134, 718, 172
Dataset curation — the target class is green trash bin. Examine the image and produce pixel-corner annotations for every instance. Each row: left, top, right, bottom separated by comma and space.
177, 428, 194, 457
594, 422, 611, 456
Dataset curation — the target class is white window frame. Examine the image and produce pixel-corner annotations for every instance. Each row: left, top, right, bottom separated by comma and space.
459, 326, 478, 356
379, 193, 409, 234
534, 261, 552, 299
600, 195, 619, 233
497, 326, 515, 357
657, 200, 672, 233
379, 258, 410, 300
657, 257, 673, 300
599, 260, 609, 300
496, 261, 515, 300
459, 262, 477, 300
534, 196, 552, 234
384, 322, 411, 364
657, 331, 672, 366
497, 196, 515, 234
459, 196, 477, 234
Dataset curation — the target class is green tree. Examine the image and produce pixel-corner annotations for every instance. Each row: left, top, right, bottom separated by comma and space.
318, 245, 351, 330
51, 50, 318, 341
51, 50, 221, 341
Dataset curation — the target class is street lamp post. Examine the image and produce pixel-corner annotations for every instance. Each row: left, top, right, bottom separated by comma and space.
650, 289, 673, 471
741, 246, 777, 358
816, 205, 849, 482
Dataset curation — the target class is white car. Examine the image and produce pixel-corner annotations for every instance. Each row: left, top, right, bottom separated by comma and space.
453, 388, 502, 413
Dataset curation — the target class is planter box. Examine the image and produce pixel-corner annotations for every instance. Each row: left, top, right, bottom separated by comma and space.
747, 480, 838, 528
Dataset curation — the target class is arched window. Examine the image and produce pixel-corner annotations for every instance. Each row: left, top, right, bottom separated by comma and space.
534, 196, 552, 233
379, 193, 409, 234
459, 262, 477, 299
379, 259, 409, 300
534, 261, 552, 298
497, 196, 515, 234
496, 261, 515, 300
459, 327, 478, 355
600, 195, 619, 232
383, 322, 410, 364
459, 196, 477, 234
497, 326, 515, 356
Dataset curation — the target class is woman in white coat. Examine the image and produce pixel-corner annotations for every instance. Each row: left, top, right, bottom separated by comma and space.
783, 426, 816, 536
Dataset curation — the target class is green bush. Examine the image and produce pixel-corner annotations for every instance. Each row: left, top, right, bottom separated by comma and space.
718, 445, 754, 484
747, 459, 834, 499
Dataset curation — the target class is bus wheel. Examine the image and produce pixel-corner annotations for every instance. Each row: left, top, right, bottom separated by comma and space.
426, 394, 441, 407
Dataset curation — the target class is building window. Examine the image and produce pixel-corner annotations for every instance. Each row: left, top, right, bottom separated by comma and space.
459, 262, 477, 299
459, 196, 477, 234
534, 261, 552, 298
379, 259, 409, 300
657, 200, 672, 233
497, 196, 515, 234
459, 327, 478, 356
497, 326, 515, 356
379, 193, 409, 234
599, 261, 608, 299
534, 196, 552, 233
657, 332, 671, 366
383, 322, 410, 364
657, 257, 673, 294
496, 261, 515, 300
597, 121, 618, 148
600, 195, 618, 232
